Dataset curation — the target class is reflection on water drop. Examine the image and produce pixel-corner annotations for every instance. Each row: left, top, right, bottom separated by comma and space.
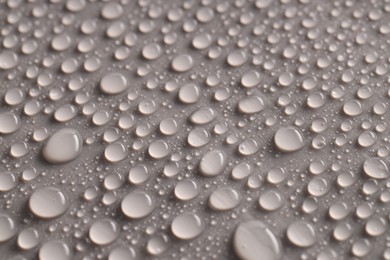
171, 212, 204, 240
29, 187, 69, 219
287, 221, 317, 247
0, 214, 17, 242
233, 220, 282, 260
89, 219, 120, 245
42, 128, 83, 164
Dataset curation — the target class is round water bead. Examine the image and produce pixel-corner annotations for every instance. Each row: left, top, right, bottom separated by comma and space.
209, 188, 240, 211
171, 212, 205, 240
39, 241, 72, 260
29, 187, 69, 219
287, 221, 317, 247
274, 127, 304, 152
89, 219, 120, 245
42, 128, 83, 164
121, 191, 155, 219
199, 150, 226, 177
233, 220, 282, 260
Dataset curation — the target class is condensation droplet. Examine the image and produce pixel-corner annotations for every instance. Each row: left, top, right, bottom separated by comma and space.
171, 54, 194, 72
39, 241, 72, 260
100, 72, 128, 95
233, 220, 282, 260
121, 191, 155, 219
0, 214, 17, 242
363, 157, 389, 179
287, 221, 317, 247
209, 188, 240, 211
274, 127, 304, 152
29, 187, 69, 219
42, 128, 83, 164
199, 150, 226, 177
104, 142, 127, 163
89, 219, 120, 245
171, 212, 204, 240
0, 112, 21, 134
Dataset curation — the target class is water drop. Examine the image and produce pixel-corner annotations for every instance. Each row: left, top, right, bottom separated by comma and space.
42, 128, 83, 164
29, 187, 69, 219
287, 221, 317, 247
199, 150, 226, 177
233, 220, 282, 260
171, 212, 204, 240
274, 127, 304, 152
121, 191, 155, 219
89, 219, 120, 245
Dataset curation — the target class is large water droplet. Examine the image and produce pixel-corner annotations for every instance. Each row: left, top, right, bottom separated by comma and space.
233, 220, 282, 260
42, 128, 83, 164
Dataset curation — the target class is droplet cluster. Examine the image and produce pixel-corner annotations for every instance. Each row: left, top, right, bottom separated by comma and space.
1, 0, 390, 259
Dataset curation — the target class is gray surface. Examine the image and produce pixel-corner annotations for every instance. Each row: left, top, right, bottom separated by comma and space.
0, 0, 390, 259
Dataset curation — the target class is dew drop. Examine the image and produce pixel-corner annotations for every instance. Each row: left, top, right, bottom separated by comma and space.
287, 221, 317, 247
17, 228, 39, 250
39, 241, 72, 260
363, 157, 389, 179
199, 150, 226, 177
148, 140, 170, 159
233, 220, 282, 260
29, 187, 69, 219
0, 171, 17, 192
274, 127, 304, 152
174, 180, 199, 201
259, 190, 283, 211
171, 212, 204, 240
42, 128, 83, 164
121, 191, 155, 219
104, 142, 127, 163
100, 72, 128, 95
0, 214, 17, 242
238, 95, 265, 114
89, 219, 119, 245
208, 188, 240, 211
171, 54, 194, 72
0, 112, 21, 134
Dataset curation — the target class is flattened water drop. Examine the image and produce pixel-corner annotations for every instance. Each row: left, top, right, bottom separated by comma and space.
208, 187, 240, 211
29, 187, 69, 219
171, 54, 194, 72
100, 72, 128, 95
187, 128, 210, 147
104, 142, 127, 162
89, 219, 120, 245
274, 127, 304, 152
259, 190, 283, 211
0, 171, 17, 192
17, 228, 39, 250
190, 107, 216, 125
238, 95, 265, 114
0, 51, 18, 69
174, 180, 199, 201
241, 70, 261, 88
199, 150, 226, 177
121, 191, 155, 219
178, 84, 200, 104
363, 157, 389, 179
171, 212, 204, 240
233, 220, 282, 260
0, 112, 21, 134
287, 221, 317, 247
42, 128, 83, 164
0, 214, 17, 242
109, 246, 136, 260
39, 241, 72, 260
148, 140, 170, 159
